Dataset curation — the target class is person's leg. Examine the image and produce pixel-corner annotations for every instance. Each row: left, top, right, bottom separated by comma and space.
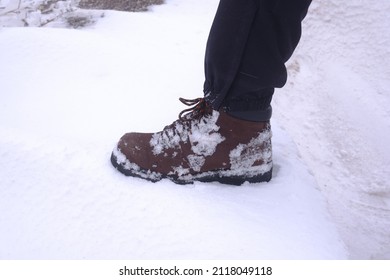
204, 0, 312, 121
110, 0, 312, 185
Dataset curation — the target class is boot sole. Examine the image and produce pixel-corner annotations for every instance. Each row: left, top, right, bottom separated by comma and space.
111, 152, 272, 186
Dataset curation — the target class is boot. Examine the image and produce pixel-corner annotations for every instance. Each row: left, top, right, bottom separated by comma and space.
111, 98, 272, 185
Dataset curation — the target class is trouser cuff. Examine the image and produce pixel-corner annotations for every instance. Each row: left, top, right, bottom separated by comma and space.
221, 93, 273, 122
224, 106, 272, 122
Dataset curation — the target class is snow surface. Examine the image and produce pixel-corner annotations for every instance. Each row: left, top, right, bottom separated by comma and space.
0, 0, 389, 259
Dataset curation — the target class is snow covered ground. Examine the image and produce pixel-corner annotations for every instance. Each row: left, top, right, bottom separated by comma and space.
0, 0, 389, 259
273, 0, 390, 259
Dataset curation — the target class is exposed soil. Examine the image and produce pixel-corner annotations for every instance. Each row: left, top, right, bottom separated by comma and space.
78, 0, 164, 12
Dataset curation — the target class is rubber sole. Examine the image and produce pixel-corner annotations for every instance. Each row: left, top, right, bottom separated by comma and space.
111, 152, 272, 186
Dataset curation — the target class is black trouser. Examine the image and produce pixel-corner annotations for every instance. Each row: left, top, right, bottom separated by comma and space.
204, 0, 312, 121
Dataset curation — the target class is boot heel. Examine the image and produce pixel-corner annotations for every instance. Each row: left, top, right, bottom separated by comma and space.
196, 168, 273, 186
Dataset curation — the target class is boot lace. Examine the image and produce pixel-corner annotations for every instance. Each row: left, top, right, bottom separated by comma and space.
159, 97, 212, 137
178, 97, 210, 121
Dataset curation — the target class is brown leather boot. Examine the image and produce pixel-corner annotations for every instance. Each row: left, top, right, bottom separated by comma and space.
111, 98, 272, 185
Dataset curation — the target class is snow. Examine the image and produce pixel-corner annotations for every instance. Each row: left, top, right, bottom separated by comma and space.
150, 110, 225, 158
229, 128, 272, 174
273, 0, 390, 259
0, 0, 389, 259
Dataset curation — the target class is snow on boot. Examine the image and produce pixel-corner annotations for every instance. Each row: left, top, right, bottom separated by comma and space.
111, 98, 272, 185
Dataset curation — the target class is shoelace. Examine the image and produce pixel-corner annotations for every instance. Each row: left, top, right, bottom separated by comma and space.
160, 97, 211, 139
178, 97, 209, 121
